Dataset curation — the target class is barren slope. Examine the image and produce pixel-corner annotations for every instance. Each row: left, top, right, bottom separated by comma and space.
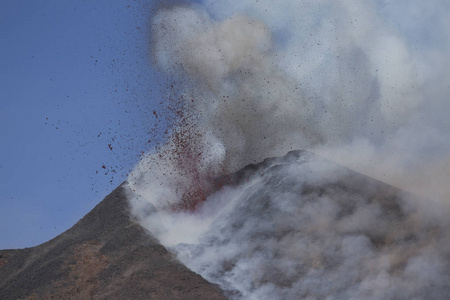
0, 184, 226, 300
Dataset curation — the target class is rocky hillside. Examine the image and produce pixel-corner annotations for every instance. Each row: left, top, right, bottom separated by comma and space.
0, 184, 226, 300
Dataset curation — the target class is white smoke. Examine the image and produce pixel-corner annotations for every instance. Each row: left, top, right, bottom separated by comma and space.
129, 152, 450, 299
127, 0, 450, 298
179, 155, 450, 299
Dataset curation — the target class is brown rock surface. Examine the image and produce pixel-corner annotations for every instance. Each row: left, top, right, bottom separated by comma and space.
0, 184, 226, 300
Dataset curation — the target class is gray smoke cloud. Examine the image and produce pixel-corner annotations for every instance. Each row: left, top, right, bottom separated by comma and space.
170, 153, 450, 299
129, 151, 450, 299
132, 0, 450, 202
127, 0, 450, 298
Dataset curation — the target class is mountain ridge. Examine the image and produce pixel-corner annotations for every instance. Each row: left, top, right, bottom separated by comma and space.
0, 183, 226, 300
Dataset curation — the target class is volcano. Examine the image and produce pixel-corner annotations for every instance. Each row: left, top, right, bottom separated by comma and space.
1, 150, 449, 299
128, 150, 450, 299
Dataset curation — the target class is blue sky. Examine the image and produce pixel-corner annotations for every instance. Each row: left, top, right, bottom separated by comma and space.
0, 0, 171, 249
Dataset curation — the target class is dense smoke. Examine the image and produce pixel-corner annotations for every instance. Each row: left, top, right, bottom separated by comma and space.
129, 151, 450, 299
127, 0, 450, 298
171, 152, 450, 299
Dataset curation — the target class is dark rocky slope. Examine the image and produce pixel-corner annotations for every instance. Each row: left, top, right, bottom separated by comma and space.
0, 184, 226, 300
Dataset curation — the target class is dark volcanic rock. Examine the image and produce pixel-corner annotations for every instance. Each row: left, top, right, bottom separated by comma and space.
0, 184, 226, 300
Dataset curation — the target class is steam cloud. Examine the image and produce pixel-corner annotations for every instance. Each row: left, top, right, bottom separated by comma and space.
127, 0, 450, 299
170, 153, 450, 299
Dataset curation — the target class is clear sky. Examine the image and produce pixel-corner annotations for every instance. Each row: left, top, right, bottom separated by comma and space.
0, 0, 172, 249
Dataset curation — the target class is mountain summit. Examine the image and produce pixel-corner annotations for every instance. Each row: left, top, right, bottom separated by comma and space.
128, 150, 450, 300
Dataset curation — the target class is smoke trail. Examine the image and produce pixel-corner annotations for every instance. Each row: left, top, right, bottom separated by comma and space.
127, 0, 450, 298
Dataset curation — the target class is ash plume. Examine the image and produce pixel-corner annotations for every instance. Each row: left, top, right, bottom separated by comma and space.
131, 0, 450, 202
127, 0, 450, 299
